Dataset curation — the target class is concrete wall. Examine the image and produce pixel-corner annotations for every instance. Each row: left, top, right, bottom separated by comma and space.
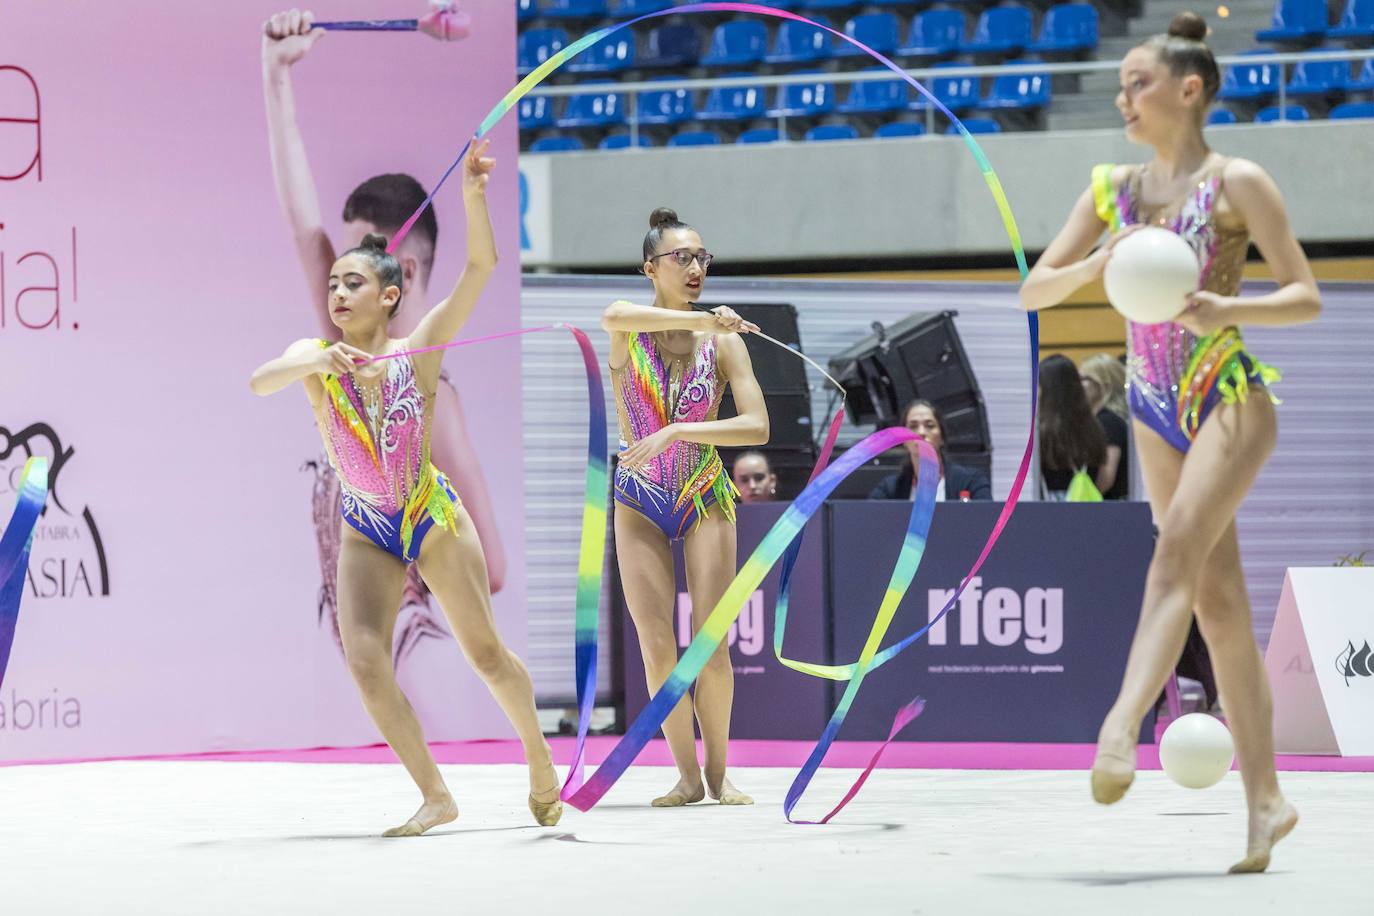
519, 122, 1374, 269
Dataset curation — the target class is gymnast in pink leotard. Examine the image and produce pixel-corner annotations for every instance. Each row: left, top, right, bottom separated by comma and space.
251, 142, 563, 836
1019, 12, 1322, 873
603, 207, 771, 809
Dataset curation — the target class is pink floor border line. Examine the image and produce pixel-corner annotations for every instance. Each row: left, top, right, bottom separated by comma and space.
5, 737, 1372, 772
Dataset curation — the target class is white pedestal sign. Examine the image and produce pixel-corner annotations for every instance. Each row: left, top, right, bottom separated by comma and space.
1264, 567, 1374, 756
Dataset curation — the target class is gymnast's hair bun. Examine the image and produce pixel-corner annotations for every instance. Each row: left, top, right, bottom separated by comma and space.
1167, 11, 1208, 42
360, 232, 390, 251
648, 207, 680, 230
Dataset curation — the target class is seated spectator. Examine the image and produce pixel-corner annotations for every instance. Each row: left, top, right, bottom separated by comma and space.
732, 450, 778, 503
1079, 353, 1130, 500
869, 399, 991, 501
1038, 355, 1109, 500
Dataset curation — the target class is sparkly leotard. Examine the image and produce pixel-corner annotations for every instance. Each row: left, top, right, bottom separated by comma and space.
312, 339, 459, 562
1092, 160, 1280, 453
611, 328, 738, 540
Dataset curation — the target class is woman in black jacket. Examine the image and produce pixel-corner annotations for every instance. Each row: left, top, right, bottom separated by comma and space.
869, 400, 991, 501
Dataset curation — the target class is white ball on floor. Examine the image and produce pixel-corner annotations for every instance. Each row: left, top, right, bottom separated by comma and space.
1103, 226, 1201, 324
1159, 713, 1234, 789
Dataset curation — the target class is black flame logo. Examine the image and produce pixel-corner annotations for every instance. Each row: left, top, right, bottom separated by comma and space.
1336, 640, 1373, 686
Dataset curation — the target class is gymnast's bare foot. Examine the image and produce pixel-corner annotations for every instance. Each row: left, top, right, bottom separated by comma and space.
707, 774, 754, 806
529, 786, 564, 827
1229, 797, 1299, 874
382, 795, 459, 837
527, 742, 563, 826
1090, 719, 1138, 806
652, 775, 706, 807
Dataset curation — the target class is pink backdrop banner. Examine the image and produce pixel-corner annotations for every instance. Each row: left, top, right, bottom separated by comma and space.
0, 2, 526, 760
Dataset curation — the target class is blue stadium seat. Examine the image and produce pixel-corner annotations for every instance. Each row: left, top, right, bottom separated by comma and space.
541, 0, 608, 19
1217, 52, 1281, 102
609, 0, 672, 14
555, 83, 627, 128
948, 118, 1002, 134
767, 72, 836, 118
696, 74, 768, 121
518, 28, 568, 77
529, 136, 585, 153
636, 78, 695, 125
1256, 0, 1329, 43
1285, 53, 1351, 96
519, 96, 555, 130
961, 6, 1033, 56
667, 130, 723, 146
797, 0, 860, 10
838, 68, 910, 114
567, 34, 635, 73
599, 133, 655, 150
519, 0, 539, 24
737, 128, 783, 144
1255, 104, 1311, 121
701, 20, 768, 68
1349, 59, 1374, 90
874, 120, 928, 138
978, 61, 1051, 111
835, 13, 902, 57
1028, 4, 1099, 54
1329, 0, 1374, 40
1207, 107, 1238, 125
641, 24, 701, 68
912, 62, 982, 112
805, 124, 861, 141
1331, 101, 1374, 118
898, 9, 966, 57
765, 17, 834, 64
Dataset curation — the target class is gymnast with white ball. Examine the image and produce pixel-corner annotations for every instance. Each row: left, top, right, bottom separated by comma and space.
1018, 10, 1321, 874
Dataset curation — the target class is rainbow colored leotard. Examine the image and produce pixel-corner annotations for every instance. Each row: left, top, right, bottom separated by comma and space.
1093, 160, 1279, 453
611, 329, 738, 540
312, 339, 459, 562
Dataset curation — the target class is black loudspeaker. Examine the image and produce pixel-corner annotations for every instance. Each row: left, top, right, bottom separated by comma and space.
713, 303, 815, 452
827, 310, 992, 475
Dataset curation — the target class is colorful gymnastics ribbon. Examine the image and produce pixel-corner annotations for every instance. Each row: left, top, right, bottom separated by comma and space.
385, 2, 1039, 820
1, 457, 49, 690
572, 429, 942, 814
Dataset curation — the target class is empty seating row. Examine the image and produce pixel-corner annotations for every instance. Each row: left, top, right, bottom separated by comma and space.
519, 5, 1097, 75
1219, 51, 1374, 102
1257, 0, 1374, 44
524, 117, 1003, 152
517, 65, 1051, 131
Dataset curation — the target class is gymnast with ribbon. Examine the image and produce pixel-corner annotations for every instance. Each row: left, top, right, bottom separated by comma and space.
250, 141, 565, 836
260, 8, 509, 665
603, 208, 767, 807
1019, 11, 1320, 873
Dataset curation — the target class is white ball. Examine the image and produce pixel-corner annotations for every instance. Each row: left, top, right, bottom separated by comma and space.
1103, 226, 1201, 324
1159, 713, 1234, 789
